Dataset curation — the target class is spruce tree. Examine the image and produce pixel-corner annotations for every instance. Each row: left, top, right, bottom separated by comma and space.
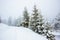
30, 5, 55, 40
44, 22, 55, 40
21, 7, 29, 28
30, 5, 44, 34
30, 5, 40, 32
37, 13, 44, 34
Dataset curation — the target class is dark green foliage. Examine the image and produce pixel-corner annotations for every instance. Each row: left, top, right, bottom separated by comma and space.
46, 34, 55, 40
21, 7, 29, 28
44, 22, 55, 40
30, 5, 40, 32
30, 5, 44, 35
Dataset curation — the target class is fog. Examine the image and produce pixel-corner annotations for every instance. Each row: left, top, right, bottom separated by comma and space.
0, 0, 60, 20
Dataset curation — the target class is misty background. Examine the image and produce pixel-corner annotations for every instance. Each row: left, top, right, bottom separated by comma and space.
0, 0, 60, 19
0, 0, 60, 26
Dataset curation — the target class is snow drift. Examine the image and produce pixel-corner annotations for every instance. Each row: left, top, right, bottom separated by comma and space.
0, 23, 47, 40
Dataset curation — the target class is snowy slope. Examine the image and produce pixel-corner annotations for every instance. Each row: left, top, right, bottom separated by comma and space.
0, 23, 47, 40
52, 31, 60, 40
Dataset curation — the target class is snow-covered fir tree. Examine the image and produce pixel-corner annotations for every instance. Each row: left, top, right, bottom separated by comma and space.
44, 22, 55, 40
21, 7, 29, 28
30, 5, 55, 40
30, 5, 40, 32
37, 12, 44, 34
54, 13, 60, 30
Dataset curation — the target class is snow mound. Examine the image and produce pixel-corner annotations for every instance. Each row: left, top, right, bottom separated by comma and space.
0, 23, 47, 40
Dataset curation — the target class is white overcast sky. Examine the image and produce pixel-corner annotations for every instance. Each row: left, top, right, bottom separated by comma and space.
0, 0, 60, 20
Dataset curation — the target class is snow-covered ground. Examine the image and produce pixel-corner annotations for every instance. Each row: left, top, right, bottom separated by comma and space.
52, 31, 60, 40
0, 23, 60, 40
0, 23, 47, 40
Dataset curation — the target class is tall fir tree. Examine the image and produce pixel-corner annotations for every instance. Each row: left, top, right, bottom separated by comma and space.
44, 22, 55, 40
21, 7, 29, 28
30, 5, 40, 32
37, 13, 44, 34
30, 5, 55, 40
